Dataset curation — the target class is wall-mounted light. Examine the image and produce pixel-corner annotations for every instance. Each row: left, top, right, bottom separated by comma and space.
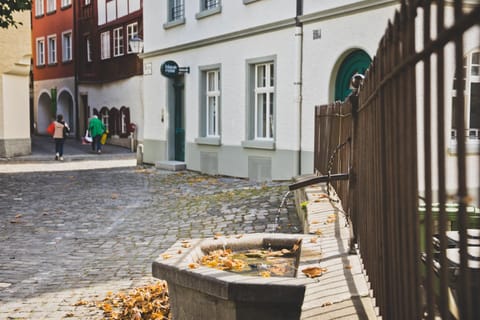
129, 36, 144, 54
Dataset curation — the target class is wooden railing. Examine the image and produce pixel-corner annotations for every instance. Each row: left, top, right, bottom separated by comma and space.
313, 1, 480, 319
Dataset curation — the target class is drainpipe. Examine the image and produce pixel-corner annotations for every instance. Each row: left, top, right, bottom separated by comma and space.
73, 1, 80, 139
295, 0, 303, 176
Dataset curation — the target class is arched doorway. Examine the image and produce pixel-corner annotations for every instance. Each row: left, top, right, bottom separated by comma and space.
37, 92, 52, 134
57, 90, 74, 134
334, 50, 372, 101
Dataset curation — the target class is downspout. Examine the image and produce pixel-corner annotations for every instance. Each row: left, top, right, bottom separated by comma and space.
73, 0, 80, 139
295, 0, 304, 175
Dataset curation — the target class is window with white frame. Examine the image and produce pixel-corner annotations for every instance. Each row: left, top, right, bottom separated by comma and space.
85, 0, 91, 5
113, 27, 124, 57
35, 0, 44, 16
62, 31, 72, 62
206, 70, 221, 137
36, 38, 45, 66
61, 0, 72, 8
47, 35, 57, 64
47, 0, 56, 13
169, 0, 184, 21
451, 49, 480, 144
86, 36, 92, 62
100, 31, 111, 60
254, 62, 275, 139
202, 0, 220, 10
126, 22, 138, 54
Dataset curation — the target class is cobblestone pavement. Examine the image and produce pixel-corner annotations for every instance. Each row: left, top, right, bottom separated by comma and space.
0, 166, 301, 319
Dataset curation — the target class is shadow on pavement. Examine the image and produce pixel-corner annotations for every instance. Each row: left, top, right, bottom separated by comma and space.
1, 135, 136, 162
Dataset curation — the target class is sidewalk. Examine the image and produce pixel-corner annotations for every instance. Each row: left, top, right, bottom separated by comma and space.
0, 135, 137, 172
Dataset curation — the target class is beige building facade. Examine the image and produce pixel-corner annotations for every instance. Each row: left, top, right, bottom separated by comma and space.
0, 11, 32, 158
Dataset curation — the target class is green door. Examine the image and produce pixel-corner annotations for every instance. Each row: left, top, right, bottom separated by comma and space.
173, 77, 185, 161
334, 50, 372, 101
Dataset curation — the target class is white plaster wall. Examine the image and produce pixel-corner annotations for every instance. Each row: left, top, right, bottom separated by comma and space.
143, 27, 298, 151
143, 58, 168, 141
80, 76, 144, 141
1, 74, 30, 139
143, 0, 296, 52
301, 5, 397, 153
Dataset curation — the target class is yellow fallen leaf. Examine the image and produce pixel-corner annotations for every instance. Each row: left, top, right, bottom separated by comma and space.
162, 254, 172, 260
310, 237, 318, 243
74, 300, 88, 306
182, 243, 191, 248
189, 263, 199, 269
260, 271, 271, 278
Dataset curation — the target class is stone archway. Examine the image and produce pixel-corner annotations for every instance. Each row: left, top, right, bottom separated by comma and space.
37, 92, 52, 134
57, 90, 74, 134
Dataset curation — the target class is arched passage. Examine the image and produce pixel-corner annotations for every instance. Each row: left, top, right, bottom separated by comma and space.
334, 50, 372, 101
37, 92, 52, 134
57, 90, 74, 133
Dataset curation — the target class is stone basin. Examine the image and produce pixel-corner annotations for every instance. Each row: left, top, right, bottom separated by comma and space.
152, 233, 322, 320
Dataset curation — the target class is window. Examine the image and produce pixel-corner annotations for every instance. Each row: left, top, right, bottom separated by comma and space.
126, 22, 138, 54
451, 50, 480, 144
86, 36, 92, 62
47, 0, 56, 13
101, 31, 111, 60
61, 0, 72, 8
36, 38, 45, 66
206, 70, 221, 137
47, 35, 57, 64
85, 0, 91, 5
202, 0, 220, 10
62, 31, 72, 62
254, 63, 275, 139
113, 27, 124, 57
102, 0, 141, 24
35, 0, 44, 16
169, 0, 184, 21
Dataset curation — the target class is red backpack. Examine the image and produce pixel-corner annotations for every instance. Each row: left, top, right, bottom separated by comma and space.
47, 122, 55, 136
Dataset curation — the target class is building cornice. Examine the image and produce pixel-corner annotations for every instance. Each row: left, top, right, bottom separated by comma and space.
5, 55, 31, 77
141, 18, 295, 58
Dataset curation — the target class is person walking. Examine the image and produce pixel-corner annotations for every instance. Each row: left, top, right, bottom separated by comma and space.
52, 114, 70, 161
88, 115, 105, 153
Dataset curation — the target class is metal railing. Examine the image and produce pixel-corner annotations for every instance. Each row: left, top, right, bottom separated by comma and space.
312, 1, 480, 319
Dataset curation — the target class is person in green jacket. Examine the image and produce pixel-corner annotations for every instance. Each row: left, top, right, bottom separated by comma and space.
88, 115, 105, 153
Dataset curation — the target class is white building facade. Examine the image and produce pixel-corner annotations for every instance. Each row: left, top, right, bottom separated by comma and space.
142, 0, 479, 189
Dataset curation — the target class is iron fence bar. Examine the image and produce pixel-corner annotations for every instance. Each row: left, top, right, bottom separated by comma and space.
435, 1, 450, 318
358, 5, 480, 113
454, 0, 471, 318
422, 2, 435, 319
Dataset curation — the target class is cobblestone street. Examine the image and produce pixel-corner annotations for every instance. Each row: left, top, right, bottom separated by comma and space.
0, 165, 301, 319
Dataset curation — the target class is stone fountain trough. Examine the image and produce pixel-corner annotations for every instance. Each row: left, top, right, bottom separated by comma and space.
152, 233, 323, 320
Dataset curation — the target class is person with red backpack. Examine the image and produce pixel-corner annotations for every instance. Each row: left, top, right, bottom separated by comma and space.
52, 114, 70, 161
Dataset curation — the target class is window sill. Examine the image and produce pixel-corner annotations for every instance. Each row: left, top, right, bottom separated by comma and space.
448, 140, 480, 155
195, 6, 221, 20
163, 18, 186, 29
47, 62, 58, 67
195, 137, 221, 146
61, 4, 72, 10
241, 139, 275, 150
243, 0, 260, 4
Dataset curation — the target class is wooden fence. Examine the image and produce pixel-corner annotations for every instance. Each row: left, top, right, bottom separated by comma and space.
313, 1, 480, 319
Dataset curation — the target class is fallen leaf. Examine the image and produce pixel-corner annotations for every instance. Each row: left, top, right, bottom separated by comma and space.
321, 301, 333, 307
181, 243, 191, 248
188, 263, 199, 269
15, 214, 22, 218
260, 271, 271, 278
310, 237, 318, 243
111, 193, 118, 199
64, 312, 74, 317
344, 265, 353, 269
74, 300, 88, 306
302, 266, 327, 278
162, 254, 172, 260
